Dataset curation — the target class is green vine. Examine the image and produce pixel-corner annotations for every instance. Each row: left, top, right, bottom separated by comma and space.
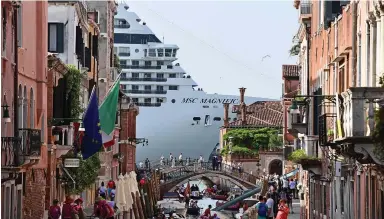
287, 149, 319, 163
61, 151, 101, 194
373, 73, 384, 162
114, 54, 122, 73
64, 65, 84, 118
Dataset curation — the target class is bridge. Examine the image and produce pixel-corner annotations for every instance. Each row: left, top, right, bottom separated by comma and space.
140, 160, 267, 198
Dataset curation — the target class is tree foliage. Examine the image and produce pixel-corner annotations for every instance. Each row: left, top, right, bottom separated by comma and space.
64, 65, 84, 118
62, 151, 101, 194
287, 149, 319, 163
222, 128, 282, 155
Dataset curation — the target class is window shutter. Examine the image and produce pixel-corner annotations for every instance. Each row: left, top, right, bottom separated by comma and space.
92, 35, 98, 57
56, 23, 64, 53
75, 26, 82, 55
84, 47, 91, 69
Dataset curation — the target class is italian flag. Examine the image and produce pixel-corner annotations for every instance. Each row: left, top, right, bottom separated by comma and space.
99, 79, 120, 147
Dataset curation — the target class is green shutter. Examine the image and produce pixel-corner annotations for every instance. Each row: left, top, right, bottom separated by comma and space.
56, 23, 64, 53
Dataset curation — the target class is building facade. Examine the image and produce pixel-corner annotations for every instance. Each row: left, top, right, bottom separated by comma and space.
1, 1, 49, 219
288, 1, 384, 218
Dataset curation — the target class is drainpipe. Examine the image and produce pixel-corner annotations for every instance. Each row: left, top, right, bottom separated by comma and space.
13, 4, 19, 137
351, 1, 357, 87
305, 23, 310, 136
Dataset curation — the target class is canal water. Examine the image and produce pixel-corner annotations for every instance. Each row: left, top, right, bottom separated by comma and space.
184, 180, 235, 219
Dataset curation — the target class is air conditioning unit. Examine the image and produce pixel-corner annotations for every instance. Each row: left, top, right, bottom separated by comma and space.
99, 78, 107, 83
100, 33, 108, 38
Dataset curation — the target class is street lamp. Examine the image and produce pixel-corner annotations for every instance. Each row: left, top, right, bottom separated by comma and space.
289, 100, 300, 114
1, 95, 11, 123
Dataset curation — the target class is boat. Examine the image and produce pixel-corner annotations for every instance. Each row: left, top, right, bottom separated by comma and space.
190, 191, 203, 200
215, 201, 241, 211
211, 194, 228, 201
186, 207, 201, 216
114, 4, 270, 161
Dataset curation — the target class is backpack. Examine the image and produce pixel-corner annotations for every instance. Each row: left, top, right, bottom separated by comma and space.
257, 203, 268, 217
100, 203, 114, 218
62, 203, 73, 219
48, 206, 61, 219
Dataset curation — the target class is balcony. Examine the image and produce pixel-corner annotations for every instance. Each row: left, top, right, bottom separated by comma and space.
125, 90, 167, 94
18, 128, 42, 157
287, 113, 307, 137
115, 24, 130, 29
135, 103, 161, 107
335, 87, 384, 165
299, 2, 312, 24
120, 65, 161, 70
318, 113, 337, 147
1, 137, 22, 168
121, 77, 167, 82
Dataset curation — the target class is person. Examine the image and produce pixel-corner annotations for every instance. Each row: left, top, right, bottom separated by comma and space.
287, 191, 293, 213
139, 161, 144, 168
109, 185, 116, 201
212, 155, 217, 170
178, 153, 183, 165
62, 197, 76, 219
160, 155, 164, 166
185, 194, 190, 208
266, 193, 274, 219
255, 195, 270, 219
48, 199, 61, 219
217, 155, 222, 171
198, 155, 203, 168
294, 178, 299, 199
212, 213, 220, 219
145, 158, 150, 169
201, 204, 212, 219
169, 153, 173, 163
99, 182, 107, 199
282, 177, 289, 191
171, 156, 176, 167
275, 199, 290, 219
74, 198, 84, 219
289, 179, 296, 199
107, 180, 115, 199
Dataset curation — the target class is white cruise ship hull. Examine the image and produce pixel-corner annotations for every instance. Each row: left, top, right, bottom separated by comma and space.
135, 91, 269, 161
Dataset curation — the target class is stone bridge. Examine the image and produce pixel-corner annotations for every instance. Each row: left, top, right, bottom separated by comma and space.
157, 162, 264, 198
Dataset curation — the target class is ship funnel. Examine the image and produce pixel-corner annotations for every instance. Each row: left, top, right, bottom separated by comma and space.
223, 103, 229, 127
239, 87, 246, 125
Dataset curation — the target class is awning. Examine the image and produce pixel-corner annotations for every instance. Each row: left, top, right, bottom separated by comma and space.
280, 168, 300, 180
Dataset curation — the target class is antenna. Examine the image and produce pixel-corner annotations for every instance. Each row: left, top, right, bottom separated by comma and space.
162, 33, 165, 44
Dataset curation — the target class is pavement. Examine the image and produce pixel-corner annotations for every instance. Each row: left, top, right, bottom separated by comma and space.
288, 199, 301, 219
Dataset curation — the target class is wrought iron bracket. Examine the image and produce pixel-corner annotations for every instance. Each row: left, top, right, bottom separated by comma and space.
48, 118, 82, 126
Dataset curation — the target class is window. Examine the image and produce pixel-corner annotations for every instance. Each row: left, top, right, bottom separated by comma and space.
148, 49, 156, 57
144, 73, 151, 78
48, 23, 64, 53
156, 86, 163, 91
157, 49, 164, 57
169, 73, 176, 78
144, 85, 151, 90
132, 73, 139, 78
157, 61, 164, 66
144, 49, 147, 57
113, 47, 118, 54
165, 49, 172, 57
132, 60, 139, 66
119, 60, 126, 65
2, 6, 6, 56
119, 47, 130, 56
156, 73, 164, 79
169, 86, 178, 90
145, 61, 151, 66
114, 33, 161, 44
144, 98, 151, 103
132, 85, 139, 90
172, 49, 177, 57
156, 98, 163, 103
132, 98, 138, 103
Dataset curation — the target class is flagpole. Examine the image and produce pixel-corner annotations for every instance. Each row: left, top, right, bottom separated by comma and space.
98, 73, 123, 108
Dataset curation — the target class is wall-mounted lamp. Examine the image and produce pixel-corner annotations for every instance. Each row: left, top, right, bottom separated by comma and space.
52, 126, 61, 142
78, 122, 85, 132
1, 95, 11, 123
289, 100, 300, 114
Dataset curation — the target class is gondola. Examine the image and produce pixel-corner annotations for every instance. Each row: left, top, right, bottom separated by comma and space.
215, 201, 241, 211
211, 194, 228, 201
186, 207, 201, 216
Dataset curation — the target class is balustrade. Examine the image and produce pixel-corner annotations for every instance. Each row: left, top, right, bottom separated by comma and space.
1, 137, 21, 167
18, 128, 41, 156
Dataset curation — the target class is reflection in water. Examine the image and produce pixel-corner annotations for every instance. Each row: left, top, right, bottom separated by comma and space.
184, 180, 232, 219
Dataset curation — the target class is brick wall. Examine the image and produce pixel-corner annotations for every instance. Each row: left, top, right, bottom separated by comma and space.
120, 107, 138, 174
23, 169, 46, 219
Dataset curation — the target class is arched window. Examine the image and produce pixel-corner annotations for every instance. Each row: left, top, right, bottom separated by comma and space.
18, 85, 22, 128
29, 88, 34, 128
23, 86, 27, 129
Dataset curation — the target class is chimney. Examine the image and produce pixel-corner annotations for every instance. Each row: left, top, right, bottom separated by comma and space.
239, 87, 247, 125
223, 103, 229, 126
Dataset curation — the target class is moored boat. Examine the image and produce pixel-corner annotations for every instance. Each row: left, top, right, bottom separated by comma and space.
215, 201, 241, 211
211, 194, 228, 201
186, 207, 201, 216
191, 191, 203, 200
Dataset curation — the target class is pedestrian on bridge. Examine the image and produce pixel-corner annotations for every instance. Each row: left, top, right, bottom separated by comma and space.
145, 158, 150, 170
198, 155, 203, 168
217, 155, 222, 171
160, 155, 165, 166
171, 156, 176, 168
212, 155, 217, 170
179, 153, 183, 166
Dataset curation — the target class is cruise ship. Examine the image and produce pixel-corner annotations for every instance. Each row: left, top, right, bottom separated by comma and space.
114, 5, 270, 161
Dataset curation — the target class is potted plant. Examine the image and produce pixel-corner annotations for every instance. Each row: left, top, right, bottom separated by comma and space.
327, 129, 334, 142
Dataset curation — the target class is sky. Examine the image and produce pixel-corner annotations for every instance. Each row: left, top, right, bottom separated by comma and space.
124, 0, 299, 99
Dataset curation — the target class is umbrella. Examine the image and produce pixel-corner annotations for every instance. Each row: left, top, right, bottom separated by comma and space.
115, 174, 126, 211
123, 173, 133, 211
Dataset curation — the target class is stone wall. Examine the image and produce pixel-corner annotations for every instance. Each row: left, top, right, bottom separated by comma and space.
23, 169, 46, 219
120, 106, 138, 174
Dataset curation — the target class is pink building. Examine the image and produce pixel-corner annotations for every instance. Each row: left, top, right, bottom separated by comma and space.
1, 1, 49, 219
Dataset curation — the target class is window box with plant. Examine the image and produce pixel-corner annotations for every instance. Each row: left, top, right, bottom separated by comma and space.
288, 149, 321, 174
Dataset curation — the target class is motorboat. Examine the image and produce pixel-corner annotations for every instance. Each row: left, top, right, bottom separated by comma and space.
215, 201, 241, 211
211, 194, 229, 201
191, 191, 203, 200
186, 207, 201, 216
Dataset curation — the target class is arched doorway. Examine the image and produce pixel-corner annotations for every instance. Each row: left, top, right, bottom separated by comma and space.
269, 159, 282, 175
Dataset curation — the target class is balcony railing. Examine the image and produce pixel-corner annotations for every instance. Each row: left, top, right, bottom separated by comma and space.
135, 103, 161, 107
318, 113, 336, 147
118, 53, 130, 57
125, 90, 167, 94
18, 128, 42, 157
121, 77, 167, 82
115, 24, 130, 28
1, 137, 22, 167
120, 65, 161, 70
